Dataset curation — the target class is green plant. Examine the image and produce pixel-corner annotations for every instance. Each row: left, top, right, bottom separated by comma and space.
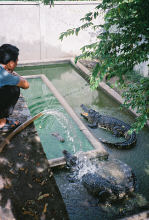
59, 0, 149, 132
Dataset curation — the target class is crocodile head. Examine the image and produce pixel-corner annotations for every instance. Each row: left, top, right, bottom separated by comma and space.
63, 150, 77, 168
80, 104, 98, 124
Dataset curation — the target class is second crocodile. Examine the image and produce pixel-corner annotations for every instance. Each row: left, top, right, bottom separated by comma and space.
63, 150, 136, 202
81, 104, 137, 149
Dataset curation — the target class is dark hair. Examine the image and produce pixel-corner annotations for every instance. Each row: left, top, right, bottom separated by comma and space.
0, 44, 19, 64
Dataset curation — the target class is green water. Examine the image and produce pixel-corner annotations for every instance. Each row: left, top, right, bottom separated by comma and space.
21, 77, 93, 159
17, 63, 149, 218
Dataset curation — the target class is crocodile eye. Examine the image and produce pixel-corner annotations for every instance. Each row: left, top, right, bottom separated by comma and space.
89, 109, 93, 113
89, 110, 96, 117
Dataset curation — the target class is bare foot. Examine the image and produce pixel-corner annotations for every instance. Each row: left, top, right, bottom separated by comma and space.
0, 118, 6, 128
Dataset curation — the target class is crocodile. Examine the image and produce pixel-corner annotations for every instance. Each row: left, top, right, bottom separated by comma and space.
80, 104, 137, 149
63, 150, 136, 201
81, 173, 127, 200
51, 132, 65, 143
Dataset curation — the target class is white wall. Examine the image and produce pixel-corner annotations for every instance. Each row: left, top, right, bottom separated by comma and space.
0, 1, 103, 62
0, 2, 41, 61
0, 1, 148, 76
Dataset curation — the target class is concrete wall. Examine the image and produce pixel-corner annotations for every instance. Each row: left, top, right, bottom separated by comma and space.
0, 1, 148, 76
0, 1, 103, 62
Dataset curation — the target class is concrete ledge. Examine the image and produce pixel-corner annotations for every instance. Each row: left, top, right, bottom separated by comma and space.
49, 149, 108, 168
18, 57, 72, 67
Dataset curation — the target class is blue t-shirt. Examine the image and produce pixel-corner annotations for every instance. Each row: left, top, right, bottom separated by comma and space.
0, 64, 20, 88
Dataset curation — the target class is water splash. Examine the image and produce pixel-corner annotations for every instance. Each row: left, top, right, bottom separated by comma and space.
36, 108, 80, 153
70, 151, 100, 181
66, 151, 136, 195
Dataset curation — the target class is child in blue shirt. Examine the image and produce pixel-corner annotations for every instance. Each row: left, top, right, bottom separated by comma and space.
0, 44, 29, 132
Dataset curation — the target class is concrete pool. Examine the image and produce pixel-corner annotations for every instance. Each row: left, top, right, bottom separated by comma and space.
16, 61, 149, 219
21, 74, 107, 163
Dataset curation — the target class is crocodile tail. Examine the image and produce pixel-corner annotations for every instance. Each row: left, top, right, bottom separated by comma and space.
99, 132, 137, 149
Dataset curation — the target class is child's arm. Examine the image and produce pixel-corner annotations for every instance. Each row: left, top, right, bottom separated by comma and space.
9, 70, 29, 89
17, 78, 30, 89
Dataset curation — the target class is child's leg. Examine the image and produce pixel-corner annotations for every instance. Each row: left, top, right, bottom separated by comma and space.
0, 85, 20, 119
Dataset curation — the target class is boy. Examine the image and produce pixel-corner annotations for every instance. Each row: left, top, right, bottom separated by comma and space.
0, 44, 29, 132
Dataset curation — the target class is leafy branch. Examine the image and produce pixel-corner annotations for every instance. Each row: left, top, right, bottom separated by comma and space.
59, 0, 149, 132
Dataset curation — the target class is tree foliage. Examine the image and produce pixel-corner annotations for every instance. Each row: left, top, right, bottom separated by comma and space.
59, 0, 149, 132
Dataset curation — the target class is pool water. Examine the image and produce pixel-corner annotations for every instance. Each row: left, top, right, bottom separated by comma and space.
17, 63, 149, 218
21, 77, 93, 159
